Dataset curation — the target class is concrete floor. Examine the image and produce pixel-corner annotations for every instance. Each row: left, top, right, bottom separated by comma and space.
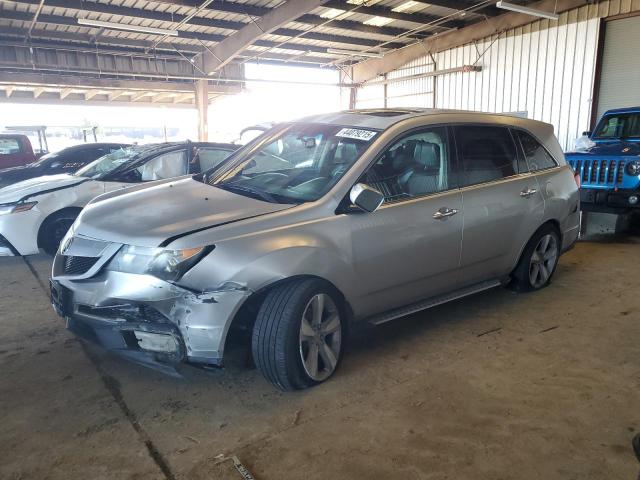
1, 234, 639, 479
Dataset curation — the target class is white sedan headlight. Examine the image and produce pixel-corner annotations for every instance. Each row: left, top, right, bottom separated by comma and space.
0, 201, 38, 216
106, 245, 211, 282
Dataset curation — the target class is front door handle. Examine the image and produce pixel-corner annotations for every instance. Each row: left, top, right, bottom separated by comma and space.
520, 188, 538, 198
433, 207, 459, 220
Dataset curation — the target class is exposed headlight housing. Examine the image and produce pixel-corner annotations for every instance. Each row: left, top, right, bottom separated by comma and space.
0, 201, 38, 216
106, 245, 212, 282
626, 161, 640, 176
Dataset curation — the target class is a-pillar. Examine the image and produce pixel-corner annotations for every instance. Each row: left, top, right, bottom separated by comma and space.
195, 79, 209, 141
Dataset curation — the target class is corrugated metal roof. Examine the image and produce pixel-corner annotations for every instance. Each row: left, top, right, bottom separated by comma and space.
0, 0, 495, 69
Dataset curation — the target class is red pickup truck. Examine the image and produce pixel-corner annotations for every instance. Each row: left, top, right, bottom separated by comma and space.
0, 134, 40, 168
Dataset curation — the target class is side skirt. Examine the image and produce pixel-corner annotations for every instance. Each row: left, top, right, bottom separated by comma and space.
367, 279, 502, 326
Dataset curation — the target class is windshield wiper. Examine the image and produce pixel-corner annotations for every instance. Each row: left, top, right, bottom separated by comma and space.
217, 183, 279, 203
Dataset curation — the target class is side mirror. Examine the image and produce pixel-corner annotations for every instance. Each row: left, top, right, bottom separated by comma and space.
350, 183, 384, 213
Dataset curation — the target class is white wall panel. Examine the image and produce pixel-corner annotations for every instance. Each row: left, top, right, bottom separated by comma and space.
386, 56, 435, 108
356, 83, 384, 109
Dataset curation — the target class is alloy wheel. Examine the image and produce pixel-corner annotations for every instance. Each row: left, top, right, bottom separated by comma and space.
299, 293, 342, 382
529, 233, 558, 288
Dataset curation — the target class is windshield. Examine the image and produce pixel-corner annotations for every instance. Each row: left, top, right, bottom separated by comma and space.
29, 150, 58, 167
593, 112, 640, 140
208, 123, 377, 204
74, 147, 141, 179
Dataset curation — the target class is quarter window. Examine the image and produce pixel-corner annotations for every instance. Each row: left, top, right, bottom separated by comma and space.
0, 138, 22, 155
455, 126, 519, 186
363, 127, 452, 203
515, 130, 558, 171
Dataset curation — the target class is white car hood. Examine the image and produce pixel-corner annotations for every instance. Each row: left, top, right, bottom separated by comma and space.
75, 177, 293, 247
0, 174, 90, 204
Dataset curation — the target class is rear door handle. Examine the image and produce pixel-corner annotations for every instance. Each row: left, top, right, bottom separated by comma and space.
520, 188, 537, 198
433, 207, 459, 220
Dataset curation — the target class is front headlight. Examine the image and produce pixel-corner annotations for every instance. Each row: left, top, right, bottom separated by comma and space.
106, 245, 212, 282
626, 161, 640, 176
0, 201, 38, 216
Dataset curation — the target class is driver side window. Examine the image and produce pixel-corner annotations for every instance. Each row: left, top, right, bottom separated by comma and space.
362, 127, 452, 203
138, 150, 187, 181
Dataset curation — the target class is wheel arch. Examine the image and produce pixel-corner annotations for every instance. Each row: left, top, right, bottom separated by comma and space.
37, 206, 83, 249
511, 218, 562, 275
223, 274, 354, 359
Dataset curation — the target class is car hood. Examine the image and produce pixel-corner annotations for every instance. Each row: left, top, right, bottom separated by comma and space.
566, 140, 640, 157
0, 164, 45, 187
0, 163, 37, 174
75, 178, 293, 247
0, 173, 89, 203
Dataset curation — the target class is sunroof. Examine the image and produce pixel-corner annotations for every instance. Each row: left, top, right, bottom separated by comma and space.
347, 109, 424, 117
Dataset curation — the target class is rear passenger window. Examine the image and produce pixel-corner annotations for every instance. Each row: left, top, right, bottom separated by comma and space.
455, 126, 518, 186
516, 130, 558, 171
362, 126, 453, 203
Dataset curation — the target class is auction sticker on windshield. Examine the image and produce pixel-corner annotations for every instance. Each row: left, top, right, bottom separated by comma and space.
335, 128, 377, 141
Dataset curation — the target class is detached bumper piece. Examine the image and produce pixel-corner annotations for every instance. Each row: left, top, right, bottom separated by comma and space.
580, 188, 640, 213
51, 280, 186, 376
0, 234, 19, 256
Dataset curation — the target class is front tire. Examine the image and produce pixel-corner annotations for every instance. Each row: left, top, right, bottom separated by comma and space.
40, 211, 78, 256
251, 279, 344, 391
510, 225, 561, 292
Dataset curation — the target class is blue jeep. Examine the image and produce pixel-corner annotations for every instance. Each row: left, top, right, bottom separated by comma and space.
566, 107, 640, 213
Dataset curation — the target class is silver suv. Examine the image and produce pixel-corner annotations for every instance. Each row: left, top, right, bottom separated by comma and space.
51, 109, 580, 390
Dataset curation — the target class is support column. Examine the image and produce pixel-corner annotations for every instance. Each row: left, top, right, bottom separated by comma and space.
349, 86, 357, 110
195, 79, 209, 141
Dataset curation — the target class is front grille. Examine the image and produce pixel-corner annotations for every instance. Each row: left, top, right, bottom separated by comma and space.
568, 159, 625, 187
77, 304, 168, 323
63, 255, 100, 275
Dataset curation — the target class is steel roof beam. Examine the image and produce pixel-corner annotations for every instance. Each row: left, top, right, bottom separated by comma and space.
201, 0, 331, 73
150, 0, 268, 17
0, 71, 199, 92
411, 0, 501, 17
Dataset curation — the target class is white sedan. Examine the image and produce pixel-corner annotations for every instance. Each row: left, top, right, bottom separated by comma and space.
0, 142, 237, 256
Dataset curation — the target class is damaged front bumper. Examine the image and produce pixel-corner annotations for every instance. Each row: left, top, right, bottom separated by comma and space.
51, 270, 251, 374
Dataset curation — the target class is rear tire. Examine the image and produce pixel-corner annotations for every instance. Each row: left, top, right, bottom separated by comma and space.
251, 278, 344, 391
510, 224, 561, 292
40, 211, 78, 256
